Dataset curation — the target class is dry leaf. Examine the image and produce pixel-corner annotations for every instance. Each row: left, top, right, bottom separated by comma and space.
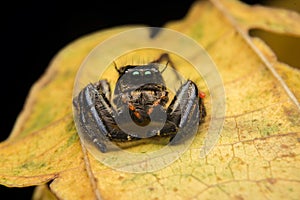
1, 0, 300, 199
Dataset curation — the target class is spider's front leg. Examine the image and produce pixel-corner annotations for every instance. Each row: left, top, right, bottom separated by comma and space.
161, 80, 206, 143
73, 80, 139, 153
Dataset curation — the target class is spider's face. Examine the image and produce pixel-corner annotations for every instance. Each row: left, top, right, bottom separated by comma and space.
116, 63, 165, 92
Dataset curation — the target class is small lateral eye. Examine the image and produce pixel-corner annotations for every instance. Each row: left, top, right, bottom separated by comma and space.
144, 70, 152, 75
132, 71, 140, 76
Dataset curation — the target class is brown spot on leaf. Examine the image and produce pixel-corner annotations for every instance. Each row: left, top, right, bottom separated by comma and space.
281, 153, 296, 158
267, 178, 277, 184
173, 187, 178, 192
234, 195, 244, 200
280, 144, 289, 149
284, 107, 300, 124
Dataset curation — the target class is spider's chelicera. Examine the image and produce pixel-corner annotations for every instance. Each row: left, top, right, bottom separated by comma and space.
73, 53, 206, 152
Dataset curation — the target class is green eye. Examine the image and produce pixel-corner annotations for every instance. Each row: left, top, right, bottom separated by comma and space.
144, 71, 152, 75
132, 71, 140, 75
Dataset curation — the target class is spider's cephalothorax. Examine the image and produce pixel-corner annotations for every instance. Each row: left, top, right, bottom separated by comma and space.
73, 54, 206, 152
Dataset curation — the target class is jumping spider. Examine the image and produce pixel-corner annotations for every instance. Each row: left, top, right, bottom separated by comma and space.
73, 53, 206, 152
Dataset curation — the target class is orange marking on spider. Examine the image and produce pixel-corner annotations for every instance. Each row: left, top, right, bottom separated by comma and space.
128, 104, 135, 111
198, 91, 206, 99
134, 111, 142, 119
147, 107, 154, 115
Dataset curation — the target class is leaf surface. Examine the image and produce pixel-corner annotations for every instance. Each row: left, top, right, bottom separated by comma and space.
1, 0, 300, 199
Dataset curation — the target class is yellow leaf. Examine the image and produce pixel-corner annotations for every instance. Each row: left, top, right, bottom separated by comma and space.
32, 185, 57, 200
1, 0, 300, 199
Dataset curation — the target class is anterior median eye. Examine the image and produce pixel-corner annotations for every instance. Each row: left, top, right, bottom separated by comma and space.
132, 71, 140, 75
144, 70, 152, 75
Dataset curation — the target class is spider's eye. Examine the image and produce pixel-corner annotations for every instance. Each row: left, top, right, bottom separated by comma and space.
144, 70, 152, 75
132, 71, 140, 76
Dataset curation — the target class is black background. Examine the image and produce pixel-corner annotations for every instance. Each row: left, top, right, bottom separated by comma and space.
0, 0, 266, 199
